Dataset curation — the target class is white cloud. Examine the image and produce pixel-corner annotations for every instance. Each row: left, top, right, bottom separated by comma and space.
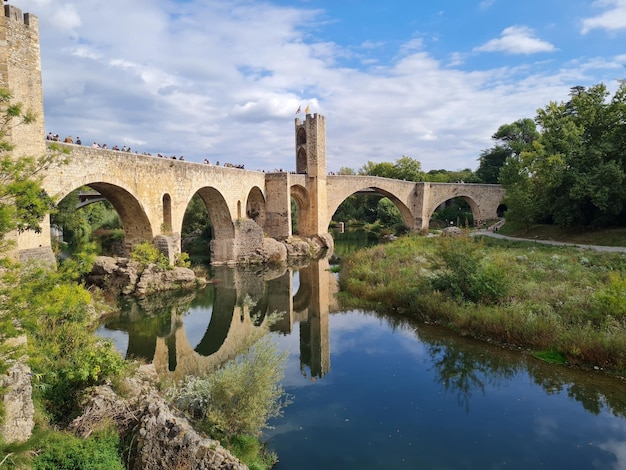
581, 0, 626, 34
474, 26, 557, 55
49, 3, 81, 33
10, 0, 623, 173
480, 0, 497, 9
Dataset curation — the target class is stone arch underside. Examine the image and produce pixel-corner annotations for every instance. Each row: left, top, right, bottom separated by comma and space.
246, 186, 266, 228
290, 184, 310, 235
193, 187, 235, 264
426, 194, 481, 227
327, 186, 414, 230
59, 181, 153, 253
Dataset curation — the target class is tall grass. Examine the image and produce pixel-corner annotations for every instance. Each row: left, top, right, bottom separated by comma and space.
339, 234, 626, 375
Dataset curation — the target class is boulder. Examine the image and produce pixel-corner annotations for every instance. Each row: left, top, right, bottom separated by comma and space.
442, 226, 464, 237
69, 365, 247, 470
87, 257, 204, 297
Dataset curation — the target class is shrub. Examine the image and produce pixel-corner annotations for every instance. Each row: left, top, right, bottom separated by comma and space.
592, 272, 626, 317
130, 242, 171, 271
429, 236, 508, 305
175, 252, 191, 268
5, 262, 127, 422
32, 428, 124, 470
170, 335, 289, 439
228, 434, 278, 470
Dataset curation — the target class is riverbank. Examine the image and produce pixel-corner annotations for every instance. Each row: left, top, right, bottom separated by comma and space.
338, 233, 626, 378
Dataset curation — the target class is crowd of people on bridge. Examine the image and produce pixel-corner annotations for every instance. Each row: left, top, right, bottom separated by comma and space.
45, 131, 249, 169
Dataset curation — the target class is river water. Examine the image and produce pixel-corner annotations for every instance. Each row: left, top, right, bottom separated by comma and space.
98, 255, 626, 470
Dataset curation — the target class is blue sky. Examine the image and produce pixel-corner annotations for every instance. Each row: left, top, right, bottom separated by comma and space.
15, 0, 626, 172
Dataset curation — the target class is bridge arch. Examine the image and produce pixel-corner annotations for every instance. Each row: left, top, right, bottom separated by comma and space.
424, 184, 506, 228
246, 186, 266, 228
56, 179, 153, 254
326, 185, 414, 231
187, 187, 235, 262
428, 195, 480, 227
290, 184, 310, 235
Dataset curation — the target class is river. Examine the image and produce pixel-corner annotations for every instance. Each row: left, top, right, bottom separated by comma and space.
97, 252, 626, 470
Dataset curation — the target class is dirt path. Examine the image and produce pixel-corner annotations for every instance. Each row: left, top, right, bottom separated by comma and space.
474, 230, 626, 253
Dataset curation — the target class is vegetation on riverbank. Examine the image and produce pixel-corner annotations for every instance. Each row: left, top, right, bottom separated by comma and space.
339, 233, 626, 376
169, 334, 289, 470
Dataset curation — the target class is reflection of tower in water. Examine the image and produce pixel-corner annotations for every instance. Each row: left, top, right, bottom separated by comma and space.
291, 259, 331, 380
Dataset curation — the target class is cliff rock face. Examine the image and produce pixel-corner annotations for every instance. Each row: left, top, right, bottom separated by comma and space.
70, 365, 247, 470
87, 256, 203, 296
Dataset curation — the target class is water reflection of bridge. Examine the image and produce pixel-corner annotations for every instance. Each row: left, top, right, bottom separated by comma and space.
103, 257, 338, 382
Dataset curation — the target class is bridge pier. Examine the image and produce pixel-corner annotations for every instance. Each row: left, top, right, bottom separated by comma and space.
264, 172, 292, 240
11, 219, 56, 266
154, 234, 181, 265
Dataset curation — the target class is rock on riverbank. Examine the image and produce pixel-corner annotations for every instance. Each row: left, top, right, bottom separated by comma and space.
87, 256, 205, 297
70, 365, 247, 470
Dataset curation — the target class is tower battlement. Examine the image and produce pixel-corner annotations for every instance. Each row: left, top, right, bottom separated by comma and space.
295, 113, 326, 177
3, 4, 38, 28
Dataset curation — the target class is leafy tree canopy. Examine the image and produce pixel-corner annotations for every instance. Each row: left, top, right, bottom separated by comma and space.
425, 168, 480, 183
358, 155, 425, 182
476, 118, 539, 184
501, 81, 626, 228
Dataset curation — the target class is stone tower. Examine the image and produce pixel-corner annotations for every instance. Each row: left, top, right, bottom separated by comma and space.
294, 113, 328, 235
0, 4, 53, 264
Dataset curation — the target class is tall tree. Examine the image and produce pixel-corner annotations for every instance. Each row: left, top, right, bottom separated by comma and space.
502, 82, 626, 227
476, 118, 538, 184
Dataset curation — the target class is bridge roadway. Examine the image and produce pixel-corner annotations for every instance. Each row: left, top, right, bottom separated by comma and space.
19, 141, 505, 264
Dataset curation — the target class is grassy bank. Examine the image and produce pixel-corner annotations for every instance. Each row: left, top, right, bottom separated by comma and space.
339, 234, 626, 376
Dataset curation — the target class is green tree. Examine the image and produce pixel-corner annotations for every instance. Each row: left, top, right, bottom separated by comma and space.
359, 156, 425, 182
475, 146, 510, 184
502, 82, 626, 227
425, 168, 480, 183
476, 118, 538, 184
0, 90, 59, 249
376, 198, 402, 226
182, 193, 211, 238
0, 88, 62, 371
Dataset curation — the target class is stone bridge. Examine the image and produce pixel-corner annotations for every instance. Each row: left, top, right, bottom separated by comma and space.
2, 4, 505, 265
326, 175, 505, 230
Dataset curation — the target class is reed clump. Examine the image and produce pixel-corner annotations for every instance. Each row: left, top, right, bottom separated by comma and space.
339, 234, 626, 375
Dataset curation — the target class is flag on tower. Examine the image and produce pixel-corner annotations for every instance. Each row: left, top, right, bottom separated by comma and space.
305, 105, 310, 114
295, 105, 301, 114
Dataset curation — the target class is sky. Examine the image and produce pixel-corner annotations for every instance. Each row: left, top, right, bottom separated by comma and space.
13, 0, 626, 173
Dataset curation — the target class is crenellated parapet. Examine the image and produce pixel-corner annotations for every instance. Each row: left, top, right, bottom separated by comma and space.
0, 3, 43, 158
3, 4, 38, 26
